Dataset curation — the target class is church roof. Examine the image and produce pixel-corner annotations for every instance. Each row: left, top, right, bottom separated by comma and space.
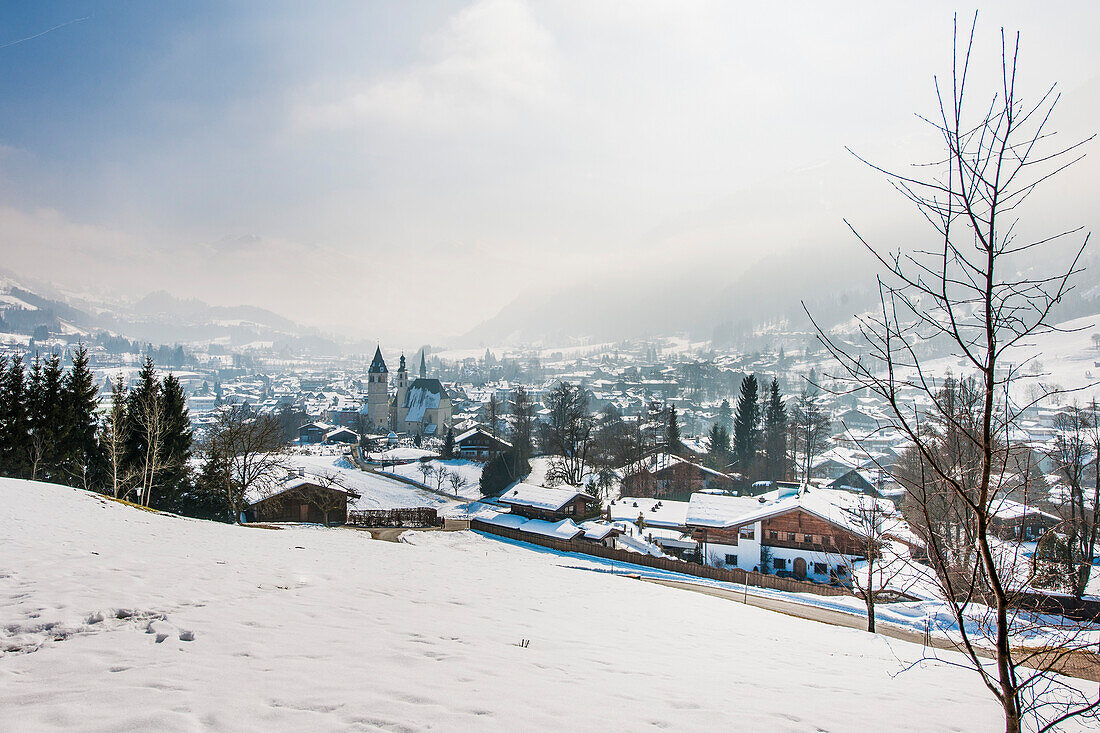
401, 378, 449, 423
368, 347, 387, 374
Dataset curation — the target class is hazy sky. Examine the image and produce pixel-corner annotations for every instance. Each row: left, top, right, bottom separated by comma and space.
1, 2, 1098, 344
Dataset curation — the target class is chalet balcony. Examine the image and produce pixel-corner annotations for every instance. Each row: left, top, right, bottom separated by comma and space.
765, 538, 863, 556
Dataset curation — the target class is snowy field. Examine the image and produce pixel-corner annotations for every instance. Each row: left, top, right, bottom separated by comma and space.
288, 453, 458, 509
385, 459, 484, 499
3, 478, 1093, 731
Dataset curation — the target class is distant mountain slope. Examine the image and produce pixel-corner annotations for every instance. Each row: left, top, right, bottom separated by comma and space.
461, 244, 882, 346
0, 270, 334, 350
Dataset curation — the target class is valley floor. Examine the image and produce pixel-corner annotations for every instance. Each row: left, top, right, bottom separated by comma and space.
1, 478, 1089, 731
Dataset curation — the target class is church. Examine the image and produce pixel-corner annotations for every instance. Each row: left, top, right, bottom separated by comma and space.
362, 347, 453, 439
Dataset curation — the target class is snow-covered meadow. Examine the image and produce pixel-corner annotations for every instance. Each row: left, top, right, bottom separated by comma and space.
1, 478, 1091, 731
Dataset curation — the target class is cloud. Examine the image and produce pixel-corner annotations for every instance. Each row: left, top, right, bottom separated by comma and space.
294, 0, 562, 132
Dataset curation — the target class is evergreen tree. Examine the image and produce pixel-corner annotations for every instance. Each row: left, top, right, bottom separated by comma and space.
0, 355, 29, 478
732, 374, 761, 478
706, 423, 730, 468
60, 345, 102, 489
762, 377, 788, 480
185, 452, 232, 521
124, 357, 162, 505
441, 427, 455, 459
665, 405, 682, 455
26, 354, 66, 480
716, 398, 733, 433
156, 373, 193, 511
479, 449, 527, 497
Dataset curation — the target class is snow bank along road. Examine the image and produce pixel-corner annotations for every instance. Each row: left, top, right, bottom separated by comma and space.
2, 478, 1092, 731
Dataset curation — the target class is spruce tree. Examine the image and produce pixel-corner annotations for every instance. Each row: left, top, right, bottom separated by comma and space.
441, 427, 455, 459
25, 354, 51, 480
156, 373, 193, 511
665, 405, 682, 455
124, 357, 161, 504
762, 377, 788, 480
732, 374, 761, 478
716, 398, 733, 433
706, 423, 729, 468
60, 345, 102, 489
0, 355, 30, 478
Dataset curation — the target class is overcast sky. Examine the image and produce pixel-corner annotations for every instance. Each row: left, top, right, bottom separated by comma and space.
1, 1, 1098, 344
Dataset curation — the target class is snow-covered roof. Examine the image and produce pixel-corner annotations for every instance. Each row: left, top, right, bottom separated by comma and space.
247, 476, 360, 506
619, 452, 730, 480
991, 498, 1059, 523
578, 520, 619, 541
402, 379, 448, 423
688, 487, 898, 541
455, 426, 512, 447
497, 483, 593, 512
684, 493, 765, 528
608, 497, 689, 529
480, 513, 584, 540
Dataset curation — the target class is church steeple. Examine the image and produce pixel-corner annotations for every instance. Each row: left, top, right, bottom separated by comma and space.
419, 351, 427, 379
399, 354, 406, 373
369, 346, 388, 374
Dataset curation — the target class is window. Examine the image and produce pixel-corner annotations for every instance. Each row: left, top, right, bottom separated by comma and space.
787, 532, 796, 542
739, 526, 754, 540
773, 558, 787, 570
835, 566, 847, 576
769, 530, 779, 540
814, 563, 828, 575
725, 554, 738, 566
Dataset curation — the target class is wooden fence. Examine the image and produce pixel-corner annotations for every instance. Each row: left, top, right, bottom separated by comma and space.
348, 507, 441, 528
471, 519, 852, 598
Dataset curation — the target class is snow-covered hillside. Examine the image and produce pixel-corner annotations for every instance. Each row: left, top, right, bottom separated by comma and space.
1, 478, 1086, 731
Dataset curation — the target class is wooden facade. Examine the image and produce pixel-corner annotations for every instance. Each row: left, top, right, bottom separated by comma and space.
505, 494, 598, 522
759, 510, 869, 556
623, 459, 737, 501
690, 508, 873, 558
249, 482, 355, 525
456, 429, 512, 461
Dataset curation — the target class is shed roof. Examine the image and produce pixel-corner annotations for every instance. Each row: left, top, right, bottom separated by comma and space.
498, 483, 594, 512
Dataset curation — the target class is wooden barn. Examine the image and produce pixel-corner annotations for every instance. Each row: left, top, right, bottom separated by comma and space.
247, 477, 360, 525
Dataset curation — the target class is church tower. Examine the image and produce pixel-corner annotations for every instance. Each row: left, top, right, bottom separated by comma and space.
395, 354, 409, 421
367, 346, 389, 431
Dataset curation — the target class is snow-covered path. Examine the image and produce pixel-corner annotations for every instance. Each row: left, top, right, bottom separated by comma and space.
1, 478, 1085, 731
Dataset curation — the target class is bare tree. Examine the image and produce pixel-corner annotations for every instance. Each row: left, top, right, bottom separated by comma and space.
810, 16, 1097, 732
304, 471, 354, 526
433, 465, 451, 494
1047, 404, 1097, 597
417, 461, 435, 487
100, 374, 132, 499
206, 406, 288, 523
447, 470, 467, 496
133, 388, 169, 507
835, 495, 919, 632
545, 382, 594, 486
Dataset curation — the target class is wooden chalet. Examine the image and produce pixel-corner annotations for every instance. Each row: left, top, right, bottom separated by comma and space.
247, 477, 360, 525
989, 499, 1060, 541
685, 489, 888, 582
297, 422, 330, 444
497, 483, 599, 522
620, 452, 737, 501
455, 426, 513, 461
